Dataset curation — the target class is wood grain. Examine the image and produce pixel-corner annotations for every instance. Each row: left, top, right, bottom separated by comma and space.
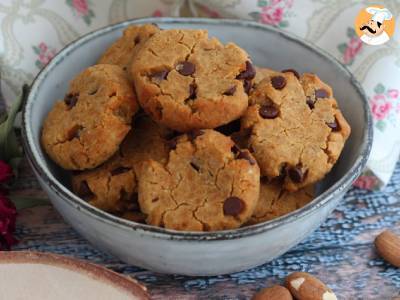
10, 158, 400, 299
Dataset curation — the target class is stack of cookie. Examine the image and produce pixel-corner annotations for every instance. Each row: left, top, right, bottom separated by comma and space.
41, 24, 351, 231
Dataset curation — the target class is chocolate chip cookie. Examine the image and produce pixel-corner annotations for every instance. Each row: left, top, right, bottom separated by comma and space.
42, 64, 138, 170
138, 129, 260, 231
71, 115, 172, 213
131, 29, 254, 132
98, 24, 160, 75
247, 179, 314, 225
241, 69, 351, 191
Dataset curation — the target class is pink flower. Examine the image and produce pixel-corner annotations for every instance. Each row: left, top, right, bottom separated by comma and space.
72, 0, 89, 16
0, 192, 17, 250
353, 175, 378, 190
198, 4, 221, 18
152, 9, 163, 17
387, 89, 399, 99
0, 161, 12, 183
370, 94, 392, 120
260, 6, 284, 26
38, 42, 47, 52
343, 37, 363, 65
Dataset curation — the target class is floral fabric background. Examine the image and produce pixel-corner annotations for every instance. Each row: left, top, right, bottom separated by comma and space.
0, 0, 399, 189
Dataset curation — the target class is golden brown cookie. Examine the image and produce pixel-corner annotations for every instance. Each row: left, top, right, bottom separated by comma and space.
98, 24, 160, 75
41, 64, 138, 170
131, 29, 254, 132
247, 179, 314, 225
138, 130, 260, 231
241, 69, 351, 191
71, 115, 172, 213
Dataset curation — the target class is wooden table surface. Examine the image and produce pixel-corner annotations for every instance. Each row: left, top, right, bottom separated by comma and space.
10, 158, 400, 300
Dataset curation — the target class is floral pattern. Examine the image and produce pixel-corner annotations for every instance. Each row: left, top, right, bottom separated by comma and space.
32, 42, 57, 70
370, 83, 400, 132
337, 28, 363, 66
249, 0, 293, 28
152, 9, 163, 17
66, 0, 95, 25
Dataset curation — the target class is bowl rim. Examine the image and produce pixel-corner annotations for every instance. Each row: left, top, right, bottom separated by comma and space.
21, 17, 373, 241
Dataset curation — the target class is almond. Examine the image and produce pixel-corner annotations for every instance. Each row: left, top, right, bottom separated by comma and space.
252, 285, 293, 300
375, 230, 400, 267
285, 272, 337, 300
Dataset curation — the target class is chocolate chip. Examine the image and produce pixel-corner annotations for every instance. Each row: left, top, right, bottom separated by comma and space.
150, 70, 169, 83
64, 93, 78, 109
275, 164, 287, 183
281, 69, 300, 79
215, 119, 241, 136
315, 88, 329, 99
134, 36, 140, 44
166, 138, 178, 150
190, 162, 200, 172
187, 130, 204, 141
288, 165, 307, 183
306, 97, 315, 109
223, 85, 236, 96
326, 119, 340, 131
271, 76, 286, 90
110, 166, 131, 176
243, 79, 252, 95
176, 61, 195, 76
237, 151, 256, 165
223, 196, 245, 216
78, 181, 94, 198
236, 61, 256, 80
259, 105, 279, 119
67, 125, 83, 141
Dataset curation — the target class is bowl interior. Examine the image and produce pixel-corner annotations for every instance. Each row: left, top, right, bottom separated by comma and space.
24, 18, 370, 232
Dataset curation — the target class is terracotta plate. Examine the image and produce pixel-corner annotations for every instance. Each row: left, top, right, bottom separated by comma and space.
0, 251, 150, 300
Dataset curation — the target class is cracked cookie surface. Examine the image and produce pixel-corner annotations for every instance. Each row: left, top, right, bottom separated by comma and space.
71, 115, 172, 213
247, 179, 314, 225
98, 24, 160, 76
131, 29, 253, 132
241, 68, 351, 191
138, 129, 260, 231
41, 64, 138, 170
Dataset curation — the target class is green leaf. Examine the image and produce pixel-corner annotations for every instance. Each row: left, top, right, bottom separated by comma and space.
347, 27, 356, 38
65, 0, 72, 6
337, 43, 347, 54
248, 11, 261, 21
35, 60, 43, 69
374, 83, 385, 94
89, 9, 94, 17
83, 15, 91, 25
258, 0, 268, 7
375, 120, 386, 132
10, 196, 50, 210
32, 46, 40, 54
0, 85, 29, 164
279, 20, 289, 28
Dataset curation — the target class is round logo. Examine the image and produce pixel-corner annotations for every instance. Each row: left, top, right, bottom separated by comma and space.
354, 5, 395, 46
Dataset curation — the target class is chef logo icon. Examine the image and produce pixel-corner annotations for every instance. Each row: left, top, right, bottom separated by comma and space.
355, 6, 395, 46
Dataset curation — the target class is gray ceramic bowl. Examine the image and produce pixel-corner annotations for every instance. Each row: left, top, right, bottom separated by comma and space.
22, 18, 372, 276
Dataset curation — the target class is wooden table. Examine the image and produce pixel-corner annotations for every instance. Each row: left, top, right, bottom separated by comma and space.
10, 158, 400, 299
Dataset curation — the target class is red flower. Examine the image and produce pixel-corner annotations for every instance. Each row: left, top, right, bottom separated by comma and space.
371, 94, 392, 120
0, 193, 17, 250
343, 37, 363, 65
72, 0, 89, 16
152, 9, 163, 17
0, 160, 13, 183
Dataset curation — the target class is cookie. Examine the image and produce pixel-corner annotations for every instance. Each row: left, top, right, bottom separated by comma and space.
71, 116, 172, 213
241, 69, 351, 191
131, 29, 254, 132
247, 179, 314, 225
138, 129, 260, 231
42, 64, 138, 170
98, 24, 160, 75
